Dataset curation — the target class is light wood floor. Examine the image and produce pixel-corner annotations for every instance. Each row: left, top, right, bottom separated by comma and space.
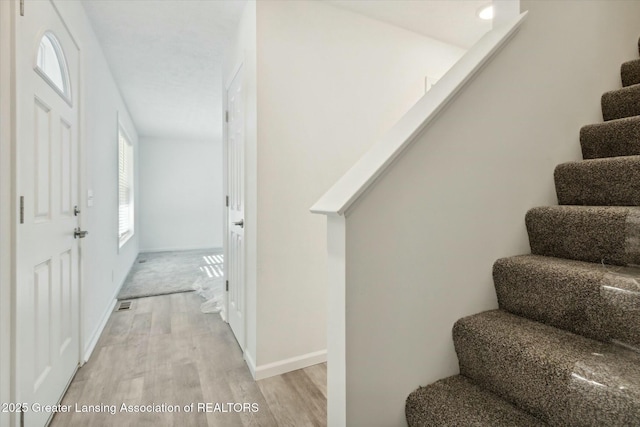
51, 292, 327, 427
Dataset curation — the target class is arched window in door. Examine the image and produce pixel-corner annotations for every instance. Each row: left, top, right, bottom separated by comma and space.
35, 31, 71, 103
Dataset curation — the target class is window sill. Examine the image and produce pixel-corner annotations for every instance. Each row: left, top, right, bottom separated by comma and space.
118, 231, 134, 250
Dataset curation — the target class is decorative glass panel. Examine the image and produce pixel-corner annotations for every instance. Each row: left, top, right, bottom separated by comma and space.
35, 32, 70, 100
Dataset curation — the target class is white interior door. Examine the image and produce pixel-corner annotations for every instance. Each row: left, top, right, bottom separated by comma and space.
226, 65, 245, 349
15, 2, 81, 426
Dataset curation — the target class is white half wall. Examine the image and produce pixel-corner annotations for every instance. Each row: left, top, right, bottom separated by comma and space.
51, 0, 140, 360
139, 137, 223, 252
252, 1, 466, 371
342, 1, 640, 426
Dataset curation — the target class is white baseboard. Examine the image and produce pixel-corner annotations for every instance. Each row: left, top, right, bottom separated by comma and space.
139, 245, 223, 253
244, 350, 257, 379
83, 297, 117, 363
249, 349, 327, 380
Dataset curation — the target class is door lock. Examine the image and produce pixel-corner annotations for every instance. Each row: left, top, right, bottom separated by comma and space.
233, 219, 244, 228
74, 227, 88, 239
74, 205, 81, 216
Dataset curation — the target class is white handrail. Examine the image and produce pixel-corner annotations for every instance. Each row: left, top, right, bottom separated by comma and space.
310, 12, 528, 216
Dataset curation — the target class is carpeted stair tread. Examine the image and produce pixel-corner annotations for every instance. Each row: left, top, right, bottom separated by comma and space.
405, 375, 547, 427
580, 116, 640, 159
601, 83, 640, 121
554, 155, 640, 206
525, 205, 640, 266
454, 310, 640, 426
622, 59, 640, 87
494, 254, 640, 348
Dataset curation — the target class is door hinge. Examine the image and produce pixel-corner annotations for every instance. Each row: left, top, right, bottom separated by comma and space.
19, 196, 24, 224
225, 195, 229, 207
20, 0, 24, 16
225, 280, 229, 292
225, 111, 229, 123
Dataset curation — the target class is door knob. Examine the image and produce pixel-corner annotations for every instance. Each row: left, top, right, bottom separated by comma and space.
233, 220, 244, 228
74, 227, 88, 239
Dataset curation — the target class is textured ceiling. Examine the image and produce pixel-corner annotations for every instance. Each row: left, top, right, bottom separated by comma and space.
82, 0, 489, 140
325, 0, 492, 49
82, 0, 246, 140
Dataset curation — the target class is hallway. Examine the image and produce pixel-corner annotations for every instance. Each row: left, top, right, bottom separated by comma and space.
51, 292, 327, 426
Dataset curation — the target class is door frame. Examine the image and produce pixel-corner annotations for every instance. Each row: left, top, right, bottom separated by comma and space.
0, 1, 16, 426
223, 59, 245, 351
6, 1, 85, 424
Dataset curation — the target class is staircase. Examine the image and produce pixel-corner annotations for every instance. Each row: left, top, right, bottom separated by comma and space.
405, 37, 640, 426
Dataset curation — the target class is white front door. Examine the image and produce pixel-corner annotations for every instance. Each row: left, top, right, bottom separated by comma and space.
15, 2, 81, 426
226, 65, 245, 349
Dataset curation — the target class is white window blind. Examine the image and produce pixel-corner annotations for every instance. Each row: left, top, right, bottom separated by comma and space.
118, 127, 134, 247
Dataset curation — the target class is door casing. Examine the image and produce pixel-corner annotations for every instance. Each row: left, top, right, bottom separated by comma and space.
0, 1, 16, 426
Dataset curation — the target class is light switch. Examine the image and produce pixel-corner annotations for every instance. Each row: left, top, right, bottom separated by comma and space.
87, 189, 94, 207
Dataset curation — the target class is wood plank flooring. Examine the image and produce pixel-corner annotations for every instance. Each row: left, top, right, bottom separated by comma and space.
51, 292, 326, 427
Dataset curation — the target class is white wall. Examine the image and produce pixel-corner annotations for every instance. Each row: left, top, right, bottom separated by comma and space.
52, 1, 140, 360
252, 1, 465, 373
139, 137, 223, 252
342, 1, 640, 426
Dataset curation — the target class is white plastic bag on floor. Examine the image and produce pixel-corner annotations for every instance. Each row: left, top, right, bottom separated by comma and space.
201, 297, 222, 314
193, 276, 224, 314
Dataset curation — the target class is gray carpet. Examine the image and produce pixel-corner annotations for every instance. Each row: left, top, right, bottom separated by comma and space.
117, 248, 224, 300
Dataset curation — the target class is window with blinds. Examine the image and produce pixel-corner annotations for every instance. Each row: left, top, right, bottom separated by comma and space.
118, 126, 134, 247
